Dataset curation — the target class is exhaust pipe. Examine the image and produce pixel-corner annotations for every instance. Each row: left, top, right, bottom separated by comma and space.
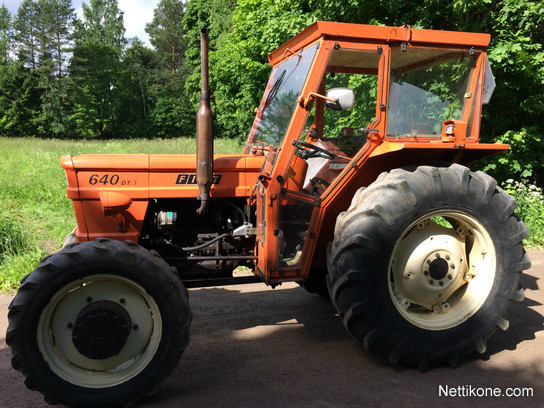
196, 27, 213, 215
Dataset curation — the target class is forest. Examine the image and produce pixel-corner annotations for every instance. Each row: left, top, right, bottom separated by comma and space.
0, 0, 543, 185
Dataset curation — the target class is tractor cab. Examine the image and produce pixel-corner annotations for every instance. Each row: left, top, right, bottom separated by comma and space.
244, 22, 502, 283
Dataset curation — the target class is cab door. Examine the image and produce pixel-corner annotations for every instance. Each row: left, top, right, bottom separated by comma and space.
255, 40, 388, 284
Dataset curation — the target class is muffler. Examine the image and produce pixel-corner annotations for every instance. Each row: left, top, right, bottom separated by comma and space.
196, 28, 213, 215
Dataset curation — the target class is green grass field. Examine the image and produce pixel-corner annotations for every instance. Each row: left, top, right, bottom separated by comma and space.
0, 137, 242, 292
1, 137, 542, 293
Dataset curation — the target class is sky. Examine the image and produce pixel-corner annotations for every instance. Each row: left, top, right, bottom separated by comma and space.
2, 0, 159, 45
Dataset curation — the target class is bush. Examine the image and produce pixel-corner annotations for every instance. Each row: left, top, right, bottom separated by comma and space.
503, 179, 544, 248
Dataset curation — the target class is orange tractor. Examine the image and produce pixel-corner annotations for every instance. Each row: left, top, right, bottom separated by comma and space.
7, 22, 530, 407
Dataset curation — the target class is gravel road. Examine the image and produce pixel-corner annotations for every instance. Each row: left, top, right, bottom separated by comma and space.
1, 250, 543, 408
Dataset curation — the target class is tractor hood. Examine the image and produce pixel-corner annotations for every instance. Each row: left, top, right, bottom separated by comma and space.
61, 154, 265, 201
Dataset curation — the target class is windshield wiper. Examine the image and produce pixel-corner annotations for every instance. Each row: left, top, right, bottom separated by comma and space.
263, 70, 286, 109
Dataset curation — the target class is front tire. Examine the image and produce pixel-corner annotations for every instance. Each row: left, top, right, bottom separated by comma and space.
327, 164, 530, 369
7, 238, 191, 408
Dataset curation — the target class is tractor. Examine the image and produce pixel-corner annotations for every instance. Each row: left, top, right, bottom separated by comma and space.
7, 22, 530, 408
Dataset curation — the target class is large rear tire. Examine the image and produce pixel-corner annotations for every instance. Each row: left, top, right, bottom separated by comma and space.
327, 164, 530, 369
6, 238, 191, 408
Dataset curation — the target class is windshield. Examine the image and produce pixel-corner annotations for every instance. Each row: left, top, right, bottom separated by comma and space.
246, 43, 319, 149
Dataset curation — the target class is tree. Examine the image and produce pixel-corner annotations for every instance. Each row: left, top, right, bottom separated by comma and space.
0, 62, 41, 137
116, 38, 159, 138
69, 0, 126, 138
0, 5, 12, 63
14, 0, 40, 70
146, 0, 185, 77
31, 0, 76, 137
183, 0, 237, 72
76, 0, 125, 49
41, 0, 75, 98
182, 0, 238, 138
146, 0, 195, 138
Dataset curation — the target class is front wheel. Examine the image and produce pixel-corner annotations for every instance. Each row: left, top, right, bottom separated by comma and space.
7, 238, 191, 408
327, 165, 530, 369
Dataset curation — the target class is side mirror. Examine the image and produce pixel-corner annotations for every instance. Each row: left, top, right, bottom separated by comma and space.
326, 87, 355, 110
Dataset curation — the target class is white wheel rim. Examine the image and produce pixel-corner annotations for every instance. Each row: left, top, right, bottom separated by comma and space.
37, 274, 162, 388
388, 211, 496, 330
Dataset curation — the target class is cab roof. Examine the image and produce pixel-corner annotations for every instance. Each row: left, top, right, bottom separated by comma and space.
269, 21, 491, 65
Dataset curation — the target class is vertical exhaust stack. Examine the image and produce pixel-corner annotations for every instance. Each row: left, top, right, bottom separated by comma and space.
196, 27, 213, 215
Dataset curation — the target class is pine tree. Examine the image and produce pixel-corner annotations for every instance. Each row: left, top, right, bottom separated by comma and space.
146, 0, 185, 77
0, 5, 12, 63
41, 0, 75, 98
0, 62, 41, 137
146, 0, 195, 138
14, 0, 40, 70
18, 0, 75, 137
116, 38, 159, 138
69, 0, 126, 138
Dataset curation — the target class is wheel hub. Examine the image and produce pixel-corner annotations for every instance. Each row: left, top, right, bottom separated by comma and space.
423, 250, 458, 289
429, 257, 449, 280
72, 300, 131, 360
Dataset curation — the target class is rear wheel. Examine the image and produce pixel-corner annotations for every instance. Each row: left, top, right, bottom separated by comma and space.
327, 164, 530, 369
7, 238, 191, 408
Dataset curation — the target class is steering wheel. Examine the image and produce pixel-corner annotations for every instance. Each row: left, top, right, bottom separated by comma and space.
295, 141, 336, 160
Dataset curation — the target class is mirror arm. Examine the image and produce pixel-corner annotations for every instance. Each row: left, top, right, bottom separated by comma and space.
298, 92, 335, 109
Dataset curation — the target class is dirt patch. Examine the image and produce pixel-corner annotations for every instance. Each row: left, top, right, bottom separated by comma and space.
1, 251, 543, 408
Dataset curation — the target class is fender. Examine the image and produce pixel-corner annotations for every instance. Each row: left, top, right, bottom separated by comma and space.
368, 140, 509, 168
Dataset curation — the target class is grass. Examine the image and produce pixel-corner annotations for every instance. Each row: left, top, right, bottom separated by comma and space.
0, 136, 243, 293
0, 217, 29, 256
